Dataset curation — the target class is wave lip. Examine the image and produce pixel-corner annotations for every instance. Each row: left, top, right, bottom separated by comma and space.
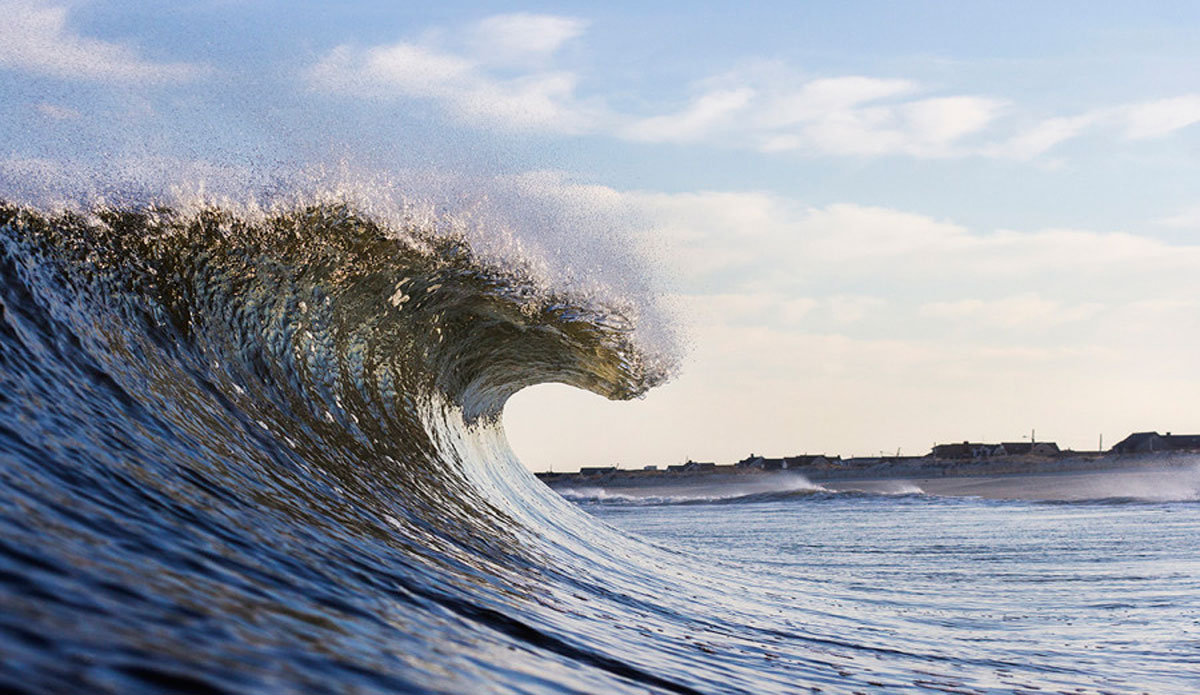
0, 200, 665, 410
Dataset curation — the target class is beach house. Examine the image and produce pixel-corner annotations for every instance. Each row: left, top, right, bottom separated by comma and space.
1110, 432, 1200, 454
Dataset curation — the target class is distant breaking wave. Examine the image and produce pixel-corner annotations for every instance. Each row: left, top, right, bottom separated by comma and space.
553, 477, 930, 507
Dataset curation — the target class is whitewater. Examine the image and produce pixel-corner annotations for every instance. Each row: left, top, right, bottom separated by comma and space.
1, 198, 1198, 695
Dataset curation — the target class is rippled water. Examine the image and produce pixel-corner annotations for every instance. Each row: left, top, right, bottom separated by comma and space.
2, 199, 1198, 694
583, 492, 1200, 694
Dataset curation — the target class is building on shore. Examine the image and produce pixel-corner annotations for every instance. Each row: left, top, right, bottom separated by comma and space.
998, 442, 1060, 457
786, 454, 841, 467
932, 441, 1062, 459
1110, 432, 1200, 455
734, 455, 767, 469
931, 442, 1001, 459
735, 454, 839, 470
666, 460, 716, 473
537, 430, 1200, 484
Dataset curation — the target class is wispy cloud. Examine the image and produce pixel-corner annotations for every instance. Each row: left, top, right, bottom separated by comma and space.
642, 69, 1200, 160
466, 13, 587, 68
920, 294, 1104, 327
307, 18, 1010, 154
0, 1, 206, 83
1122, 95, 1200, 140
622, 70, 1006, 157
621, 88, 756, 143
985, 113, 1103, 159
520, 176, 1200, 315
306, 14, 1200, 161
990, 95, 1200, 159
307, 13, 604, 133
759, 76, 919, 126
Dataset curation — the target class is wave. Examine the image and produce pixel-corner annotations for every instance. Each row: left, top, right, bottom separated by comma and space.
3, 197, 1196, 695
557, 487, 827, 507
0, 198, 694, 693
555, 478, 930, 506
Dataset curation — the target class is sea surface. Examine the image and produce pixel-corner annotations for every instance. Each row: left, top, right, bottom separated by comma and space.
573, 486, 1200, 694
1, 200, 1198, 694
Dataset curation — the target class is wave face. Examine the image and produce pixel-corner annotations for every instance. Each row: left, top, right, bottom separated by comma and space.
2, 199, 1198, 695
0, 200, 691, 694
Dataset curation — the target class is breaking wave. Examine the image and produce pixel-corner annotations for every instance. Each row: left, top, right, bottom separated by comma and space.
555, 483, 938, 507
1, 196, 1196, 695
0, 199, 687, 693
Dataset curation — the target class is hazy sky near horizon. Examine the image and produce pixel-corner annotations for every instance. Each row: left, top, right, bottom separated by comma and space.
3, 1, 1200, 469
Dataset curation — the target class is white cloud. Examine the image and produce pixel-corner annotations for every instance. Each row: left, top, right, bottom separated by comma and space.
986, 94, 1200, 159
521, 178, 1200, 296
622, 88, 755, 143
624, 83, 1200, 158
759, 76, 917, 127
1122, 95, 1200, 139
671, 292, 819, 326
0, 1, 205, 83
360, 43, 475, 94
769, 203, 1189, 282
828, 295, 886, 324
619, 70, 1004, 157
307, 13, 603, 134
903, 97, 1005, 148
796, 203, 971, 263
516, 176, 1200, 309
503, 176, 1200, 470
757, 93, 1005, 157
307, 23, 1007, 156
920, 294, 1104, 327
468, 13, 587, 67
988, 113, 1103, 160
304, 14, 1200, 161
754, 89, 1200, 158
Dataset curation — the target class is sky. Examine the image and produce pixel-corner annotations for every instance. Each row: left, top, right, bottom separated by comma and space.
2, 1, 1200, 470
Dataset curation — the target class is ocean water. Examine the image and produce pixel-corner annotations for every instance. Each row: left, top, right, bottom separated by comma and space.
1, 200, 1198, 695
580, 488, 1200, 694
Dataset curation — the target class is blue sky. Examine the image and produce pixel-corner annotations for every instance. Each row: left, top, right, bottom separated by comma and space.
3, 1, 1200, 468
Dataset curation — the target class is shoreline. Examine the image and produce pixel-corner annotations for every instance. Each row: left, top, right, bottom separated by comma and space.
538, 452, 1200, 501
